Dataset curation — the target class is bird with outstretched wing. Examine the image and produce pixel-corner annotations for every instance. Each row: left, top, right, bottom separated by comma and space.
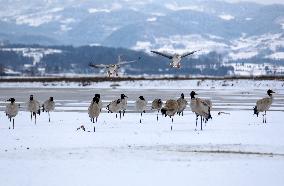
150, 51, 173, 59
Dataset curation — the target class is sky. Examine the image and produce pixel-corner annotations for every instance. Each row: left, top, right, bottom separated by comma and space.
224, 0, 284, 4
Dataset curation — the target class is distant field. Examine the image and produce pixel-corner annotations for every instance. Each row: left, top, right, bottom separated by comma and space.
0, 75, 284, 82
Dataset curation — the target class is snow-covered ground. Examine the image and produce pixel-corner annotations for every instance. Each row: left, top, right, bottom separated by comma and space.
0, 79, 284, 186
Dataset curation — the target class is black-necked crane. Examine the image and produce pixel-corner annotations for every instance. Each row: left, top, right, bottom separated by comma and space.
42, 97, 55, 122
136, 96, 147, 123
254, 89, 275, 123
88, 97, 101, 132
5, 98, 19, 129
190, 91, 212, 131
27, 95, 41, 125
151, 98, 163, 121
177, 93, 188, 116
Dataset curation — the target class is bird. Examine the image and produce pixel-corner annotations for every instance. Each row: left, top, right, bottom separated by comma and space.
254, 89, 275, 123
89, 55, 140, 77
5, 98, 19, 129
190, 91, 212, 131
42, 97, 55, 122
177, 93, 188, 116
27, 95, 41, 125
88, 97, 101, 132
136, 96, 147, 123
120, 94, 128, 117
151, 50, 199, 69
161, 99, 179, 130
95, 94, 103, 111
106, 99, 122, 119
151, 98, 163, 121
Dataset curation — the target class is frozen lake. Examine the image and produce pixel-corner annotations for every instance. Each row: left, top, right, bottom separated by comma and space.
0, 79, 284, 186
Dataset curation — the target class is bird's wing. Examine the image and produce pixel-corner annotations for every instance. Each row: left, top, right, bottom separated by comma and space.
151, 51, 173, 59
117, 60, 137, 65
89, 63, 108, 68
181, 50, 199, 58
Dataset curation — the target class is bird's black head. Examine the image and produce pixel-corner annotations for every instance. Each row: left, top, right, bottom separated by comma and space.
158, 99, 162, 103
8, 98, 15, 103
139, 96, 145, 100
181, 93, 185, 99
30, 95, 34, 101
95, 94, 100, 99
93, 97, 99, 104
121, 94, 127, 99
117, 99, 121, 104
190, 91, 197, 99
49, 97, 54, 101
267, 89, 275, 96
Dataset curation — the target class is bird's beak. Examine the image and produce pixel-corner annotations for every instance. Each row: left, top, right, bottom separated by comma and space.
272, 91, 276, 93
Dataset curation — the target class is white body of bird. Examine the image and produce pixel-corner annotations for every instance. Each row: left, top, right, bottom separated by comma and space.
43, 100, 55, 112
190, 98, 211, 119
5, 102, 18, 119
88, 102, 100, 120
151, 99, 163, 111
107, 99, 123, 119
136, 98, 147, 112
28, 100, 40, 113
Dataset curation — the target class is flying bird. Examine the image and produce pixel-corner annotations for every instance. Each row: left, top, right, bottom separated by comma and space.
151, 50, 199, 68
89, 55, 140, 77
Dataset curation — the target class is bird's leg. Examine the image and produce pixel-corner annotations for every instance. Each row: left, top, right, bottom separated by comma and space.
123, 110, 125, 117
201, 116, 203, 131
94, 126, 96, 133
265, 111, 267, 123
96, 117, 98, 123
262, 114, 265, 123
195, 115, 198, 130
13, 119, 15, 130
157, 113, 159, 121
34, 113, 37, 125
119, 111, 122, 119
116, 113, 118, 118
48, 112, 50, 123
30, 112, 32, 121
182, 111, 183, 116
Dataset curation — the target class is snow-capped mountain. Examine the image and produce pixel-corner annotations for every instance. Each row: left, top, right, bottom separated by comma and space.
0, 0, 284, 61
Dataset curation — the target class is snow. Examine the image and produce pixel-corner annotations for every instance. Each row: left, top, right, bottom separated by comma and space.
1, 47, 62, 66
165, 3, 204, 12
228, 51, 258, 60
132, 41, 152, 51
219, 14, 235, 21
147, 17, 157, 22
88, 3, 122, 14
267, 52, 284, 60
0, 79, 284, 186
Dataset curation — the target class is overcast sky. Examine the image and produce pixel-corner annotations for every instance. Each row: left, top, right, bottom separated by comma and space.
224, 0, 284, 4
